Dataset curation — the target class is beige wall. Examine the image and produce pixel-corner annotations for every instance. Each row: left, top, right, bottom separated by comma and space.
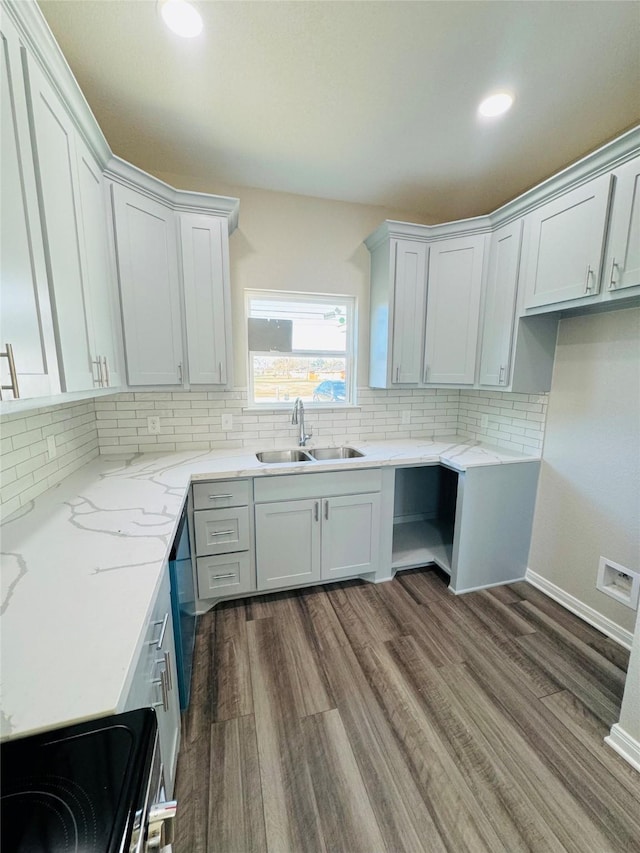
157, 173, 424, 388
528, 308, 640, 634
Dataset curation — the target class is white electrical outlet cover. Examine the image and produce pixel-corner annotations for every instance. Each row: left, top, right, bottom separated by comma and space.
222, 413, 233, 431
597, 557, 640, 610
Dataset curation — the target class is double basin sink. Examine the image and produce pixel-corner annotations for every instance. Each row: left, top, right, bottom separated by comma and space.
256, 447, 364, 464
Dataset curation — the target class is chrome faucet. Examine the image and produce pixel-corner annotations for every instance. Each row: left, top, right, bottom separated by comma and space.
291, 397, 311, 446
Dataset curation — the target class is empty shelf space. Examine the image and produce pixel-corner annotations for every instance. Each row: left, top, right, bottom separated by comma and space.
392, 518, 453, 574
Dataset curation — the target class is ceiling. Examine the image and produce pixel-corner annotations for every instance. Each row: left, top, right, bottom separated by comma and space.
38, 0, 640, 223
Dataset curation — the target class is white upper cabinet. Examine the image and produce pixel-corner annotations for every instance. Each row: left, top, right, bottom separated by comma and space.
522, 173, 613, 309
424, 234, 485, 385
23, 51, 94, 392
603, 155, 640, 299
478, 221, 522, 387
75, 136, 122, 389
367, 230, 427, 388
180, 213, 231, 386
111, 183, 184, 386
391, 241, 428, 384
0, 13, 59, 400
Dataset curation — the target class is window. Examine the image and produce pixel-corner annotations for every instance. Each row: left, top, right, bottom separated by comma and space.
246, 291, 356, 407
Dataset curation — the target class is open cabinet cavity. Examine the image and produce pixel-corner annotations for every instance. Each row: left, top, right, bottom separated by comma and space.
392, 465, 458, 575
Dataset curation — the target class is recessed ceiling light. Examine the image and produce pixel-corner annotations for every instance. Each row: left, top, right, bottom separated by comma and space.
159, 0, 203, 38
478, 92, 514, 118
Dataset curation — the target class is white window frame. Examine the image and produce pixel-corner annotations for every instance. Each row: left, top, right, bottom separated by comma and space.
245, 290, 357, 408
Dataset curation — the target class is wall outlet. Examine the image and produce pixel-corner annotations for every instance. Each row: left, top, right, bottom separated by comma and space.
480, 413, 489, 430
147, 416, 161, 435
221, 413, 233, 431
46, 435, 57, 460
401, 410, 411, 425
596, 557, 640, 610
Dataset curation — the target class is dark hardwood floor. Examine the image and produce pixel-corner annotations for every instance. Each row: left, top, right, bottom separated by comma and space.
174, 568, 640, 853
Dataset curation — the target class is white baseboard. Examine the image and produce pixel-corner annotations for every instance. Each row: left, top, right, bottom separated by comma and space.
605, 724, 640, 773
451, 575, 527, 595
525, 569, 633, 649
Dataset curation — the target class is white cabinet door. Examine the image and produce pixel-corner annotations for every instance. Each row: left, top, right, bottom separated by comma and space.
0, 16, 59, 400
603, 156, 640, 298
424, 234, 485, 385
478, 221, 522, 387
523, 173, 612, 308
111, 183, 184, 385
23, 52, 94, 392
391, 240, 428, 384
180, 213, 230, 385
75, 137, 122, 388
255, 499, 321, 590
321, 492, 381, 580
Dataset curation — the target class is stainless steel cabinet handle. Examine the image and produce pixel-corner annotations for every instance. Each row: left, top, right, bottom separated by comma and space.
152, 613, 168, 650
584, 264, 593, 293
164, 650, 172, 690
609, 257, 619, 290
1, 343, 21, 399
102, 356, 110, 387
314, 501, 319, 522
152, 668, 169, 712
177, 362, 183, 383
208, 494, 233, 500
424, 365, 429, 383
212, 572, 236, 580
499, 365, 505, 384
395, 366, 399, 382
91, 356, 102, 387
324, 499, 329, 521
218, 361, 223, 382
209, 529, 235, 537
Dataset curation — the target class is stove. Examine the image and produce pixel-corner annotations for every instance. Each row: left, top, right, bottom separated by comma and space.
1, 708, 176, 853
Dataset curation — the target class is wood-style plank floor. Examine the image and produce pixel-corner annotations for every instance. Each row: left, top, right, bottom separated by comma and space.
174, 568, 640, 853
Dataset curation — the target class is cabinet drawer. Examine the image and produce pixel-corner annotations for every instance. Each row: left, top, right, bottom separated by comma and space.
192, 479, 250, 510
197, 553, 252, 598
254, 468, 382, 503
194, 506, 249, 555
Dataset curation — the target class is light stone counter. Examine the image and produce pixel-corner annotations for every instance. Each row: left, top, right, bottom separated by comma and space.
0, 436, 538, 741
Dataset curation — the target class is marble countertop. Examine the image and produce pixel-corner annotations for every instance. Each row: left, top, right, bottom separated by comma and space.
0, 436, 539, 741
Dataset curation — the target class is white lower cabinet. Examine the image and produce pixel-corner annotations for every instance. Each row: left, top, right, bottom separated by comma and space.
192, 478, 255, 602
255, 485, 381, 591
255, 498, 322, 589
122, 570, 180, 797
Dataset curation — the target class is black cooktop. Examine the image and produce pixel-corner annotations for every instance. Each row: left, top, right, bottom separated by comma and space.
1, 709, 156, 853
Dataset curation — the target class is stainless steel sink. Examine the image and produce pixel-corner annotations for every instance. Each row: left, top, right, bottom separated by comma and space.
307, 446, 364, 460
256, 449, 313, 463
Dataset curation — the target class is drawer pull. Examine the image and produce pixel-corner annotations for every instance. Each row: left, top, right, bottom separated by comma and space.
208, 494, 233, 500
212, 572, 237, 580
209, 529, 235, 537
152, 613, 168, 650
164, 650, 172, 690
152, 669, 169, 712
155, 651, 172, 691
